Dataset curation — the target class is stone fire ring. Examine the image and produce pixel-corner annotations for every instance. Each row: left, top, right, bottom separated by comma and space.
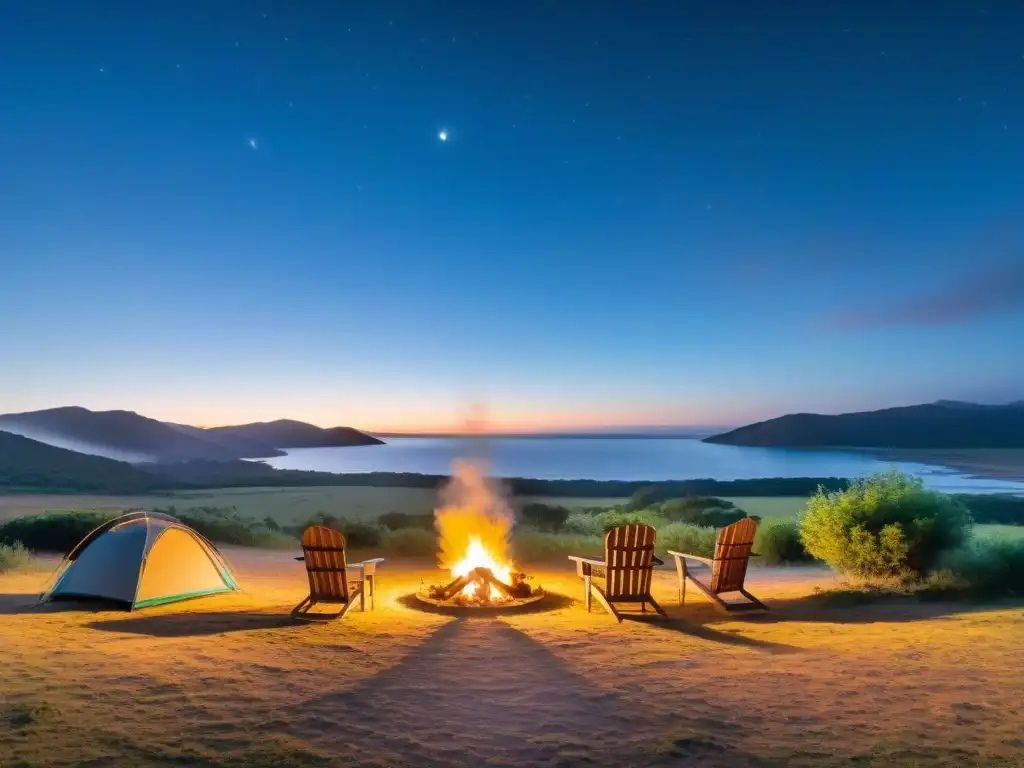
412, 588, 549, 614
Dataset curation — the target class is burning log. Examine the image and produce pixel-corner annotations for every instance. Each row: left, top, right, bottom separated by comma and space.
424, 566, 535, 606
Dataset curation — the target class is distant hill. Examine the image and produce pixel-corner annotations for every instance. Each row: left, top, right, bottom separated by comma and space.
164, 423, 284, 459
704, 401, 1024, 449
0, 408, 381, 463
204, 419, 384, 448
0, 430, 170, 493
0, 407, 265, 463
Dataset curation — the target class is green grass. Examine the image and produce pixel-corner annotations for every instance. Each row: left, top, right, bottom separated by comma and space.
974, 523, 1024, 541
0, 487, 629, 526
722, 496, 809, 519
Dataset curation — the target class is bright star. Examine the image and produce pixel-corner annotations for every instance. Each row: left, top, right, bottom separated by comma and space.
438, 130, 448, 142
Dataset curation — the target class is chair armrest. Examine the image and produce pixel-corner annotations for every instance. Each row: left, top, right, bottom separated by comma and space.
350, 558, 384, 576
567, 556, 606, 568
567, 555, 605, 578
666, 551, 715, 566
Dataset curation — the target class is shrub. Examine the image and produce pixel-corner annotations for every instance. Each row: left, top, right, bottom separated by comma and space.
519, 503, 571, 532
159, 506, 296, 549
954, 494, 1024, 526
378, 511, 434, 531
657, 523, 717, 559
0, 510, 114, 554
289, 515, 384, 549
935, 538, 1024, 596
660, 497, 746, 528
381, 528, 436, 558
284, 513, 384, 547
563, 511, 606, 536
754, 519, 812, 565
512, 531, 603, 561
799, 471, 971, 580
0, 541, 32, 572
626, 486, 660, 512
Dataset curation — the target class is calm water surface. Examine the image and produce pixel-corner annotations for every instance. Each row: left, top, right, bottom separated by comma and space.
262, 437, 1024, 495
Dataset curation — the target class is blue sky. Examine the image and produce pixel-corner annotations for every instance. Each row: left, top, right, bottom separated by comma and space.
1, 2, 1022, 431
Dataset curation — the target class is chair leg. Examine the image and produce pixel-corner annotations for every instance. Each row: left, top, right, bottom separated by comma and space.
590, 587, 621, 623
740, 589, 768, 611
584, 573, 592, 612
674, 557, 687, 606
647, 595, 668, 617
360, 582, 366, 612
338, 591, 362, 620
367, 574, 375, 610
291, 596, 312, 617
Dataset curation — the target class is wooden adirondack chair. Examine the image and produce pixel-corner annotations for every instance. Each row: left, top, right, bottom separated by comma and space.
568, 523, 666, 622
292, 526, 384, 620
668, 517, 766, 612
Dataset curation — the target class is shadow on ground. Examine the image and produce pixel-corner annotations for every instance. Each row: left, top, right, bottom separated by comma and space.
85, 609, 303, 636
622, 614, 800, 653
286, 616, 763, 767
0, 592, 131, 615
671, 591, 1024, 628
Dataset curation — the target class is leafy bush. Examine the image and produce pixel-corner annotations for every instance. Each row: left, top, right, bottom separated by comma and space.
754, 519, 812, 565
657, 523, 717, 559
626, 486, 660, 512
799, 471, 971, 580
0, 541, 32, 572
378, 511, 434, 531
934, 538, 1024, 596
0, 510, 114, 554
563, 508, 667, 536
286, 514, 384, 548
381, 528, 436, 557
512, 531, 603, 561
161, 506, 296, 549
954, 494, 1024, 526
562, 511, 606, 536
660, 497, 746, 527
519, 503, 571, 532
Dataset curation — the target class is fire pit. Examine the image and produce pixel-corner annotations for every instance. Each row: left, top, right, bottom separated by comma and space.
416, 565, 545, 610
412, 460, 547, 612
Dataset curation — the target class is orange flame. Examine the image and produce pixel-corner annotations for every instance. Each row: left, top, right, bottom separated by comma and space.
435, 460, 515, 599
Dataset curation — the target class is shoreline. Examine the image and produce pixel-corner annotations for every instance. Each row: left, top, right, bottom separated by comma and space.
859, 448, 1024, 484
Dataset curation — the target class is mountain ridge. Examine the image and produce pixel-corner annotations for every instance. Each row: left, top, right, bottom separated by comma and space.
0, 407, 383, 463
704, 400, 1024, 449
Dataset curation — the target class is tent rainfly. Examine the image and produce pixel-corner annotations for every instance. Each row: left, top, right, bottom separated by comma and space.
42, 510, 239, 610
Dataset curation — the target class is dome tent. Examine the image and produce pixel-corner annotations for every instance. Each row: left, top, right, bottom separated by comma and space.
43, 511, 239, 610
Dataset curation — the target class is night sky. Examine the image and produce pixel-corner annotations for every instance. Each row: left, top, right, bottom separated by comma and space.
2, 2, 1022, 431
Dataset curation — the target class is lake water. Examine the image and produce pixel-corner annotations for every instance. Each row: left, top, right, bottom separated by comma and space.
261, 437, 1024, 495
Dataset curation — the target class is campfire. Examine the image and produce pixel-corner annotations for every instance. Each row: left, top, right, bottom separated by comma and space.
417, 460, 543, 609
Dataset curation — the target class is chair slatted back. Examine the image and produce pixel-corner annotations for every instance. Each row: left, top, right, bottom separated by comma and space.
301, 526, 350, 602
603, 524, 656, 599
710, 518, 758, 594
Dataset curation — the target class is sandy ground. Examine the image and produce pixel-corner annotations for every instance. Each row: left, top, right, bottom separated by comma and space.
2, 552, 1023, 768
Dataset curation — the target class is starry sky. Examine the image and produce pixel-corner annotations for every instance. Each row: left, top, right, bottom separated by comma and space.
1, 1, 1022, 432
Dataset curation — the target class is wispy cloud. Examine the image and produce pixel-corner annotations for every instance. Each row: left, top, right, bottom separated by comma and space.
825, 261, 1024, 329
